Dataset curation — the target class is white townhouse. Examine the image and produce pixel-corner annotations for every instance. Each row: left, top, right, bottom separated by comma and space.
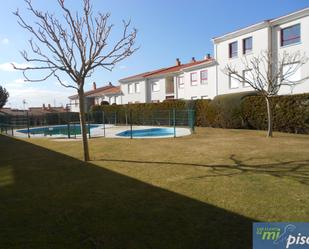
119, 55, 216, 104
213, 7, 309, 96
68, 82, 122, 112
117, 7, 309, 104
67, 8, 309, 106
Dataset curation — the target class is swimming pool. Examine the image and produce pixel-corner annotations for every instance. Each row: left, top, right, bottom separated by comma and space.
17, 124, 100, 137
116, 128, 175, 138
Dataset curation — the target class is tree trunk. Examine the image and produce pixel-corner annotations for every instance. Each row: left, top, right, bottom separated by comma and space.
265, 97, 273, 138
78, 88, 90, 161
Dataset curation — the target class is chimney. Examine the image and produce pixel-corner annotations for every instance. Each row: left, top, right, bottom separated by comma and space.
176, 58, 181, 66
204, 53, 211, 60
191, 57, 196, 63
42, 104, 46, 110
48, 104, 51, 110
93, 82, 97, 90
109, 82, 113, 86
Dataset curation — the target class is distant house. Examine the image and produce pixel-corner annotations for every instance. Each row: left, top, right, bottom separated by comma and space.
0, 104, 68, 116
68, 82, 122, 112
119, 56, 215, 104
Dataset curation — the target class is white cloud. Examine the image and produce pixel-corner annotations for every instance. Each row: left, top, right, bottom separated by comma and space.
0, 62, 32, 72
14, 78, 26, 84
1, 38, 9, 45
119, 65, 128, 70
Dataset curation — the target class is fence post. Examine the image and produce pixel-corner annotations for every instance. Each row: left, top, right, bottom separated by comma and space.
114, 111, 117, 126
102, 111, 106, 137
173, 108, 176, 138
26, 111, 30, 138
67, 111, 71, 139
73, 122, 76, 139
130, 109, 133, 139
192, 109, 195, 133
87, 113, 91, 139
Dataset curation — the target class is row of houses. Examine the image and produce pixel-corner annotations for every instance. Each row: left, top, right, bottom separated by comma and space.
69, 7, 309, 112
0, 104, 68, 116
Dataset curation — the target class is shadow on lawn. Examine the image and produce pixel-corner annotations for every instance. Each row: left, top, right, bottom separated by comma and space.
99, 155, 309, 185
0, 135, 254, 249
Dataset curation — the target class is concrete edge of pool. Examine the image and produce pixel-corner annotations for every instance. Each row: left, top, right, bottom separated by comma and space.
14, 125, 192, 139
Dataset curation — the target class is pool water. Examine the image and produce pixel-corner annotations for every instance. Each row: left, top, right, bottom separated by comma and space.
116, 128, 175, 137
17, 124, 100, 136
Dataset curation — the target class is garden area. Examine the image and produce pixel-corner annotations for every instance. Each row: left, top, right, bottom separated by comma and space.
1, 127, 309, 249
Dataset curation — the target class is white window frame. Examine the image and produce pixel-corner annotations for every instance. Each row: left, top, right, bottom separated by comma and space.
243, 69, 253, 88
190, 72, 198, 86
151, 81, 160, 92
178, 76, 184, 89
200, 70, 208, 84
229, 73, 239, 89
135, 82, 140, 93
128, 83, 134, 94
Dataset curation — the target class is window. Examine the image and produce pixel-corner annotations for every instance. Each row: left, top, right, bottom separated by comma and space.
243, 69, 253, 87
229, 74, 239, 89
178, 76, 184, 88
135, 83, 140, 93
201, 95, 208, 99
229, 41, 238, 58
151, 81, 160, 92
128, 83, 134, 94
243, 37, 252, 54
282, 63, 301, 83
190, 72, 198, 86
165, 96, 175, 100
281, 24, 301, 47
200, 70, 208, 84
191, 96, 198, 100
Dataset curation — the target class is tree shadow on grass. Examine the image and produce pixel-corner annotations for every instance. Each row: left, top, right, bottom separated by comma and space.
99, 155, 309, 185
0, 135, 255, 249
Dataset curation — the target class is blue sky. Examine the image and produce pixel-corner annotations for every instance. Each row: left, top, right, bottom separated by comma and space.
0, 0, 308, 108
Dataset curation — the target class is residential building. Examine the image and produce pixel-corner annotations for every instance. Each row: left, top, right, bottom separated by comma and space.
68, 82, 122, 112
119, 56, 216, 104
0, 104, 69, 116
66, 8, 309, 106
213, 7, 309, 96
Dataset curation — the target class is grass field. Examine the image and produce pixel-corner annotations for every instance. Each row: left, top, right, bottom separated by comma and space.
0, 128, 309, 249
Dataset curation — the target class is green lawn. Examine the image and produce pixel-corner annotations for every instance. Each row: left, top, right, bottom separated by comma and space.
0, 128, 309, 249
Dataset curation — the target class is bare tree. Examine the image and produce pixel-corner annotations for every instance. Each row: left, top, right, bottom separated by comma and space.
224, 50, 308, 137
13, 0, 138, 161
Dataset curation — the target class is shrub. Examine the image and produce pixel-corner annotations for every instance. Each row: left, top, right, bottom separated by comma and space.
194, 99, 211, 126
205, 92, 257, 128
241, 93, 309, 134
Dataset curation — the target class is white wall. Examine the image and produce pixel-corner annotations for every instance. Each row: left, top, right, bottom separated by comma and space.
121, 80, 147, 104
273, 16, 309, 95
215, 27, 269, 95
148, 78, 166, 102
70, 99, 79, 112
178, 65, 217, 99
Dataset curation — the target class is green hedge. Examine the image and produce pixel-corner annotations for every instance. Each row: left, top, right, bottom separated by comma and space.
91, 100, 195, 126
201, 92, 257, 128
241, 94, 309, 134
90, 93, 309, 134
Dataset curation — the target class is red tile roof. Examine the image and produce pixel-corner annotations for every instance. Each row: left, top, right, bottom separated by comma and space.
69, 84, 121, 99
120, 58, 213, 82
102, 86, 122, 96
